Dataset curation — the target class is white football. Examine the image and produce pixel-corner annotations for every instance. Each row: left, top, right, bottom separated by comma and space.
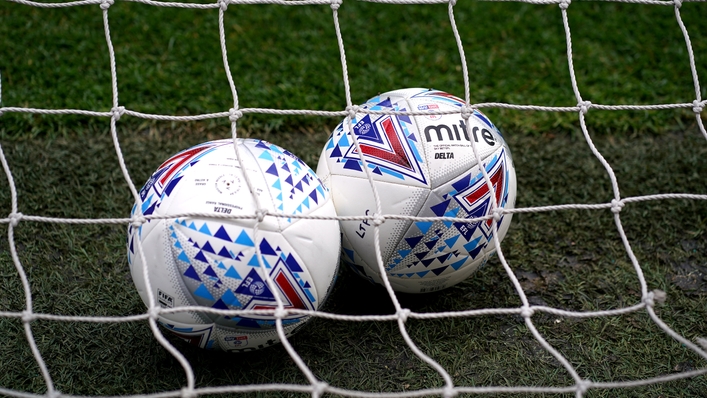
127, 138, 340, 352
317, 88, 517, 293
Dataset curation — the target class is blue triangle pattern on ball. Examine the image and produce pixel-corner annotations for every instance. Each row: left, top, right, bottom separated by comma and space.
420, 258, 436, 267
221, 289, 241, 307
203, 265, 218, 278
285, 254, 303, 272
194, 284, 214, 300
194, 251, 209, 264
309, 189, 319, 204
431, 266, 448, 276
469, 244, 485, 259
198, 223, 212, 236
415, 221, 433, 234
431, 200, 451, 217
183, 265, 201, 281
212, 298, 228, 310
449, 257, 468, 270
265, 163, 279, 177
235, 230, 254, 246
201, 241, 215, 254
214, 226, 232, 242
259, 150, 273, 161
247, 254, 260, 267
217, 246, 231, 258
177, 251, 191, 264
452, 172, 472, 192
405, 235, 424, 249
255, 140, 271, 150
224, 266, 241, 279
259, 239, 277, 256
445, 235, 460, 248
464, 236, 483, 253
344, 159, 362, 171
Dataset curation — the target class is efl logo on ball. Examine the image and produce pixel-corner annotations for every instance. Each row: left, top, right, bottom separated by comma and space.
317, 88, 517, 293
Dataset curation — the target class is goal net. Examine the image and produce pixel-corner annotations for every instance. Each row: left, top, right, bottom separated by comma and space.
0, 0, 706, 397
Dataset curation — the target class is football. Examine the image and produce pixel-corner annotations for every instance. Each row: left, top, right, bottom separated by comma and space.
316, 88, 517, 293
127, 138, 340, 352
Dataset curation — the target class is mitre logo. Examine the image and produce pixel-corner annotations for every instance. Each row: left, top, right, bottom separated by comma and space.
424, 120, 496, 147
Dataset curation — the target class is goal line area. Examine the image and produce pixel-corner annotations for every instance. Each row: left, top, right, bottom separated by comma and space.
0, 0, 706, 397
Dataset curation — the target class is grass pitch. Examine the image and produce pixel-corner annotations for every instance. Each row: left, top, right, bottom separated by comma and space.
0, 127, 705, 397
0, 0, 706, 397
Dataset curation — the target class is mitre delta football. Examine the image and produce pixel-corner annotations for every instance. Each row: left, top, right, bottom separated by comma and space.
128, 138, 340, 352
317, 88, 517, 293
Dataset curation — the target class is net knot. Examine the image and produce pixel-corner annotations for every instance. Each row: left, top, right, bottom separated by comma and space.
559, 0, 571, 10
255, 209, 266, 222
610, 199, 624, 214
148, 306, 161, 319
673, 0, 682, 8
312, 381, 328, 398
645, 289, 667, 307
180, 387, 196, 398
47, 390, 61, 398
218, 0, 230, 11
397, 308, 410, 322
443, 385, 458, 398
131, 215, 146, 227
100, 0, 114, 10
577, 379, 592, 394
448, 0, 458, 7
520, 306, 534, 318
228, 108, 243, 122
21, 310, 36, 323
273, 307, 287, 319
372, 213, 385, 226
492, 207, 504, 222
8, 212, 22, 227
693, 99, 704, 114
460, 104, 473, 120
330, 0, 342, 11
578, 100, 591, 114
346, 105, 359, 120
111, 106, 125, 121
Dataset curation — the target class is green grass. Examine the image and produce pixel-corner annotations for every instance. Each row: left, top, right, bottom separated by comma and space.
0, 1, 705, 137
1, 0, 707, 397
